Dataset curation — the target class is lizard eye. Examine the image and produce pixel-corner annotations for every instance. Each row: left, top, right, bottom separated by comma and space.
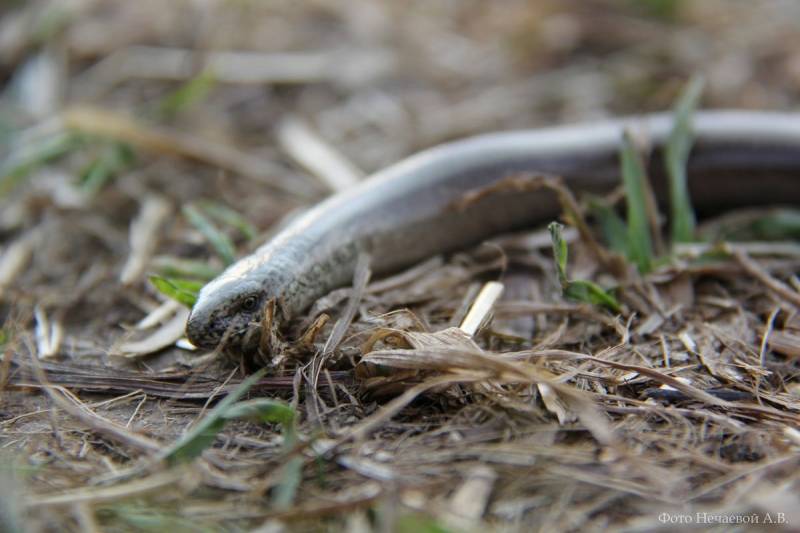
241, 296, 259, 312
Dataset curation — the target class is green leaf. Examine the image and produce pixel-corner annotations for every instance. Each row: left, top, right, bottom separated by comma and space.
0, 133, 83, 196
666, 76, 703, 244
749, 211, 800, 240
272, 456, 303, 509
548, 221, 621, 313
157, 70, 217, 119
103, 505, 215, 533
548, 222, 569, 287
151, 256, 220, 281
221, 399, 297, 442
182, 204, 237, 265
197, 199, 257, 241
148, 275, 203, 307
629, 0, 684, 21
620, 131, 654, 273
588, 197, 629, 255
564, 280, 621, 313
396, 514, 454, 533
79, 141, 135, 196
161, 369, 268, 465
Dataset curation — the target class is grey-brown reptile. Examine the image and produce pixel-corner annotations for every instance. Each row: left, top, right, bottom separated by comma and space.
185, 111, 800, 353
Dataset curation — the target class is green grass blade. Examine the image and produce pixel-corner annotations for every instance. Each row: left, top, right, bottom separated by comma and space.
620, 131, 654, 273
197, 199, 257, 241
548, 222, 569, 287
749, 210, 800, 240
588, 197, 629, 255
666, 76, 703, 244
151, 256, 221, 281
148, 275, 203, 307
548, 221, 621, 312
182, 204, 237, 265
0, 132, 82, 196
564, 280, 621, 313
161, 369, 268, 465
221, 398, 297, 443
272, 456, 303, 509
103, 505, 215, 533
629, 0, 684, 21
79, 141, 135, 196
157, 70, 217, 119
396, 513, 454, 533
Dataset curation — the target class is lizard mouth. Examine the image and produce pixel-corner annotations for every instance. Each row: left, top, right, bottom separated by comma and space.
185, 311, 220, 350
214, 322, 275, 367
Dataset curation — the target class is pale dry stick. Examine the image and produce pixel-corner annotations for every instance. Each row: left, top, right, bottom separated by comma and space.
60, 107, 313, 197
120, 194, 172, 285
660, 334, 671, 368
755, 306, 782, 406
759, 307, 781, 368
785, 427, 800, 446
114, 306, 190, 358
0, 227, 39, 301
136, 299, 182, 330
449, 282, 482, 329
277, 116, 365, 192
26, 467, 193, 507
731, 247, 800, 308
459, 281, 504, 336
33, 306, 54, 358
445, 465, 498, 527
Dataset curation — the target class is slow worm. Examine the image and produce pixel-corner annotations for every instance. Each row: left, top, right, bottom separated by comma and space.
185, 111, 800, 351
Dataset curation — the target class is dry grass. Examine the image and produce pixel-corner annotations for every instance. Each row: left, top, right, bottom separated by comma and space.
2, 1, 800, 531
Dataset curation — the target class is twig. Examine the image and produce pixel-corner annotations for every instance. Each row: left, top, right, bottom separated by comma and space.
277, 116, 364, 192
759, 307, 780, 368
459, 281, 504, 336
731, 247, 800, 308
120, 194, 172, 285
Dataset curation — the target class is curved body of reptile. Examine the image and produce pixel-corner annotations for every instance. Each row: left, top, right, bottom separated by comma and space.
186, 110, 800, 351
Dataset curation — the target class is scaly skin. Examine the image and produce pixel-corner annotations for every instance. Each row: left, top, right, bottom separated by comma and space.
185, 110, 800, 352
